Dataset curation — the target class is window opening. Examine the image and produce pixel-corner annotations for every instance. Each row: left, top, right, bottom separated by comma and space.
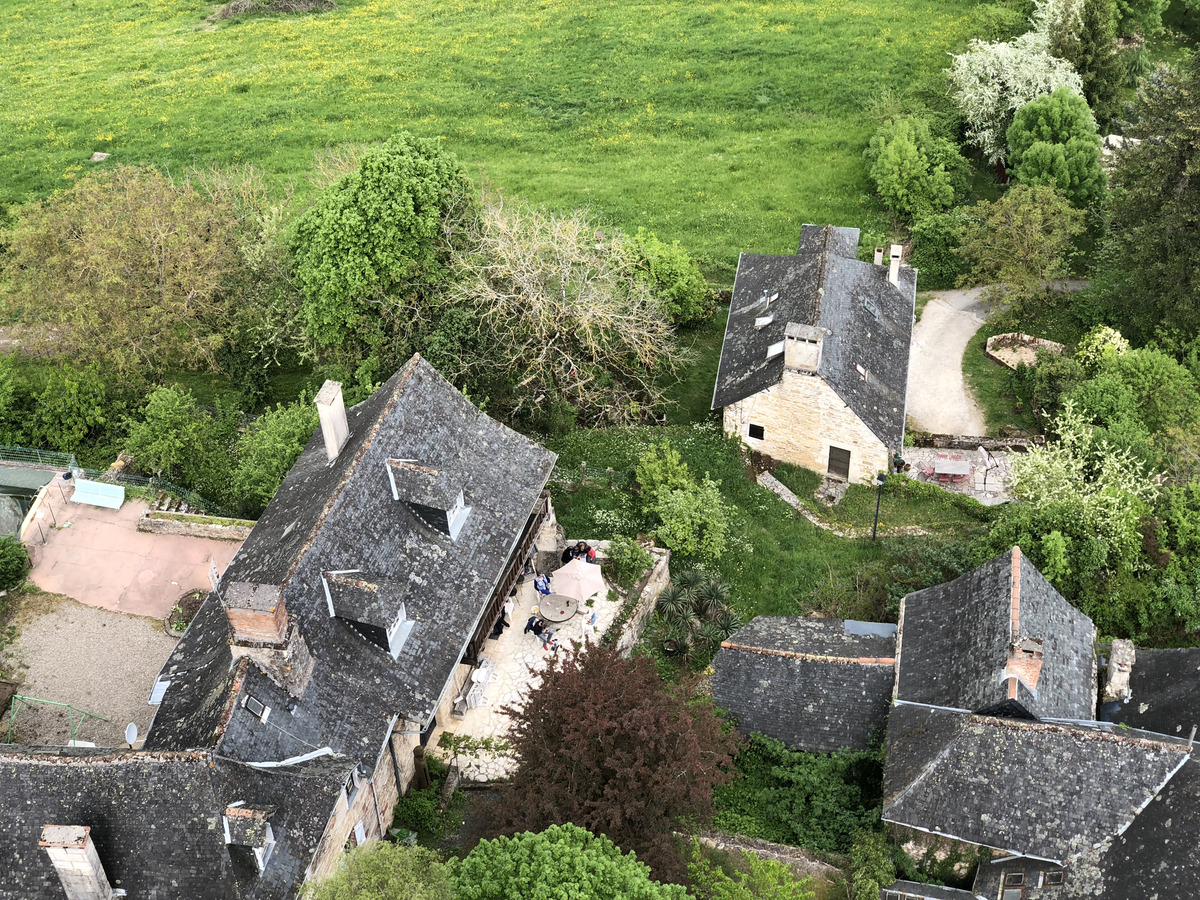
828, 446, 851, 481
748, 424, 765, 440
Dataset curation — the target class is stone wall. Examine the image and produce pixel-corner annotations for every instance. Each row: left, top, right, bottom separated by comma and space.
724, 371, 890, 484
613, 548, 671, 658
137, 510, 253, 542
984, 332, 1065, 370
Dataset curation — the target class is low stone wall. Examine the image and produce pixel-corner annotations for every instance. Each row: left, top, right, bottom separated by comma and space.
137, 510, 254, 542
612, 548, 671, 658
911, 433, 1040, 452
694, 831, 843, 883
985, 332, 1065, 370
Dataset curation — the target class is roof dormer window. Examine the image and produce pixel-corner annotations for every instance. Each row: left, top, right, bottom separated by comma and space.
322, 571, 413, 658
766, 340, 785, 359
386, 458, 472, 540
754, 314, 774, 329
222, 805, 278, 876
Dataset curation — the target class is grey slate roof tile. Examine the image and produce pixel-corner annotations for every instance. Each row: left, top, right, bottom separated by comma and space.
712, 617, 896, 753
1104, 646, 1200, 740
895, 548, 1097, 720
882, 704, 1190, 863
712, 224, 916, 449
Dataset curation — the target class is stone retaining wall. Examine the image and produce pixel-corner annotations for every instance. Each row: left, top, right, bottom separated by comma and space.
613, 548, 671, 658
137, 511, 254, 542
985, 332, 1065, 370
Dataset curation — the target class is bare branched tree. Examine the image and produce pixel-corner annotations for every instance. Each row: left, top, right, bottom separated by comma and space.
445, 195, 684, 426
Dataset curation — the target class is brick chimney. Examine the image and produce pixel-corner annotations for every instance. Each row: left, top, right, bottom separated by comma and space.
39, 825, 112, 900
315, 380, 349, 463
223, 582, 313, 698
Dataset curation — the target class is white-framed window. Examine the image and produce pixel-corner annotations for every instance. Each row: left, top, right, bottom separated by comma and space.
243, 695, 271, 722
254, 823, 276, 873
353, 820, 367, 846
766, 340, 785, 359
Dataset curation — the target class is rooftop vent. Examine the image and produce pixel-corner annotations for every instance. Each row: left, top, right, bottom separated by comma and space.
39, 825, 113, 900
386, 459, 472, 540
863, 297, 879, 319
315, 380, 349, 463
873, 247, 885, 266
754, 314, 774, 329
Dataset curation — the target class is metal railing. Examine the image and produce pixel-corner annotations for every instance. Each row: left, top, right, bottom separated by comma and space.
0, 445, 78, 470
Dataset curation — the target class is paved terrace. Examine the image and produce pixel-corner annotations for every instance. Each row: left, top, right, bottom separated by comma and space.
25, 480, 241, 618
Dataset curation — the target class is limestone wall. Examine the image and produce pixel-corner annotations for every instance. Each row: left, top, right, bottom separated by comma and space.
724, 371, 890, 483
613, 548, 671, 658
136, 511, 254, 542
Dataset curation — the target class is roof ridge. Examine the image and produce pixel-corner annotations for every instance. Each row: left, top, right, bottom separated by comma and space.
719, 640, 894, 666
970, 713, 1192, 752
279, 354, 423, 592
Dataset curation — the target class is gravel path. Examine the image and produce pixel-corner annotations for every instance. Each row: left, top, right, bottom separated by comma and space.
907, 287, 988, 436
3, 596, 178, 747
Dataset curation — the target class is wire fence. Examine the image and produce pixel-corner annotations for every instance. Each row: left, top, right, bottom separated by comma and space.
0, 445, 231, 517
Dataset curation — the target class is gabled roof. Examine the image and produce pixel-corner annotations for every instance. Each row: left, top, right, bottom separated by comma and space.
147, 357, 557, 774
882, 703, 1191, 864
895, 547, 1097, 720
711, 224, 916, 449
0, 747, 347, 900
712, 617, 896, 753
879, 880, 979, 900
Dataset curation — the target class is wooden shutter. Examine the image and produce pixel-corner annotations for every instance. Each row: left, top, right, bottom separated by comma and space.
827, 446, 851, 480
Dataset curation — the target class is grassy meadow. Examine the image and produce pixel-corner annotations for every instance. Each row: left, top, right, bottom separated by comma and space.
2, 0, 984, 278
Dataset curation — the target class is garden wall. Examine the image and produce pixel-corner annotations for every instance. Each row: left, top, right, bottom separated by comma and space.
137, 510, 254, 542
612, 548, 671, 658
984, 332, 1065, 370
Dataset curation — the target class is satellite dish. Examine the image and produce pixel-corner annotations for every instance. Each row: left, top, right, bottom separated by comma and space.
124, 723, 138, 748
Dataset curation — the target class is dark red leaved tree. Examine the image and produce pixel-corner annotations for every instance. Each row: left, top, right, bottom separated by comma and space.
499, 645, 742, 880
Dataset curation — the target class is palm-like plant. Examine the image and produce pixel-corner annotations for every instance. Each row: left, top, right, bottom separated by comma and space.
650, 569, 740, 665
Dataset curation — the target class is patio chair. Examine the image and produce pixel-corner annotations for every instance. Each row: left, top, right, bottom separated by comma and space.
923, 465, 935, 481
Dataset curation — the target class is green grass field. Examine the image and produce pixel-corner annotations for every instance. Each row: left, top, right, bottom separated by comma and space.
1, 0, 983, 278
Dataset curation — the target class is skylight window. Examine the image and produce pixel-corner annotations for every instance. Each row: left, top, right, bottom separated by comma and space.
244, 695, 270, 722
754, 315, 774, 329
766, 341, 785, 359
1044, 871, 1064, 886
863, 297, 879, 319
254, 823, 276, 874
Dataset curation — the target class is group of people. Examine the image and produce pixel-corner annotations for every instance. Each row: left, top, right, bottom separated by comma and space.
561, 540, 596, 564
501, 541, 599, 653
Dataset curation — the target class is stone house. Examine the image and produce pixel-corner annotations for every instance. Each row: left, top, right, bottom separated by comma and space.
712, 547, 1200, 899
0, 355, 557, 899
712, 225, 916, 483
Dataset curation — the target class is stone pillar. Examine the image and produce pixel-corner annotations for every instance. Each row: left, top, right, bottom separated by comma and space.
39, 825, 113, 900
1104, 639, 1136, 703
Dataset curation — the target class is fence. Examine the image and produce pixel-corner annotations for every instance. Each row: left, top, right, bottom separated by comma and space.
0, 444, 231, 517
549, 462, 635, 487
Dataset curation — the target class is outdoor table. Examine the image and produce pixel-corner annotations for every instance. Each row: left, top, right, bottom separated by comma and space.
540, 593, 579, 623
932, 458, 972, 477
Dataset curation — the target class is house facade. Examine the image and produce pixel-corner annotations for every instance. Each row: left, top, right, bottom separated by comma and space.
712, 225, 916, 483
713, 547, 1200, 899
0, 356, 557, 899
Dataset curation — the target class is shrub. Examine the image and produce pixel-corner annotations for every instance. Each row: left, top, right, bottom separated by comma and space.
302, 842, 452, 900
452, 825, 688, 900
1007, 87, 1105, 208
848, 830, 897, 900
654, 477, 730, 560
648, 569, 741, 664
865, 117, 965, 222
687, 839, 815, 900
0, 537, 29, 591
628, 228, 712, 325
636, 441, 694, 509
1074, 324, 1130, 371
233, 399, 319, 517
605, 535, 654, 589
909, 211, 966, 290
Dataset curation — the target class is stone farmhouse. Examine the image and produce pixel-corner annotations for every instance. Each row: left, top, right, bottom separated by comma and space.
712, 225, 917, 484
0, 355, 557, 899
713, 547, 1200, 899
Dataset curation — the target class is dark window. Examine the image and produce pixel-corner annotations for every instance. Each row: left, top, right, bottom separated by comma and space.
1005, 874, 1025, 887
748, 424, 765, 440
885, 893, 901, 900
420, 715, 437, 747
828, 446, 851, 480
1045, 871, 1064, 886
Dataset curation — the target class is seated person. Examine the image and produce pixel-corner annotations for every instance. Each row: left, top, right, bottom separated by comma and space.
534, 573, 552, 595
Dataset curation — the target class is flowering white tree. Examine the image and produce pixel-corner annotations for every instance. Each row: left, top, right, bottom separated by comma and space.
947, 31, 1084, 162
1010, 401, 1159, 564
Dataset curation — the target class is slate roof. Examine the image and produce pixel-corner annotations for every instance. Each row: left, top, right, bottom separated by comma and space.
711, 224, 916, 449
895, 547, 1097, 720
712, 617, 896, 752
882, 703, 1191, 863
1103, 647, 1200, 739
0, 356, 557, 899
879, 880, 979, 899
147, 355, 558, 775
973, 758, 1200, 898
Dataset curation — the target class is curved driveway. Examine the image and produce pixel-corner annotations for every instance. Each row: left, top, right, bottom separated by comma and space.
906, 288, 988, 436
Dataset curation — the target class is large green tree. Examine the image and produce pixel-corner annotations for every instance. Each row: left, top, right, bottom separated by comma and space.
1044, 0, 1127, 127
452, 825, 687, 900
1007, 88, 1106, 208
1096, 59, 1200, 342
291, 133, 470, 367
303, 842, 452, 900
865, 117, 965, 222
2, 165, 239, 376
233, 399, 319, 517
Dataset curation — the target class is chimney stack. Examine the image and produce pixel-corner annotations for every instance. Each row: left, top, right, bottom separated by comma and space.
315, 380, 349, 463
873, 247, 885, 266
888, 244, 903, 286
39, 826, 113, 900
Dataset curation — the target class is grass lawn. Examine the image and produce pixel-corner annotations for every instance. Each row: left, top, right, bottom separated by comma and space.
546, 423, 883, 623
1, 0, 983, 280
961, 324, 1039, 435
662, 303, 728, 425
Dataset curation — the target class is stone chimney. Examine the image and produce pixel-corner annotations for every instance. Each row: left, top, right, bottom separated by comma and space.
873, 246, 884, 266
39, 825, 112, 900
888, 244, 903, 286
1104, 639, 1136, 703
315, 380, 349, 463
223, 582, 313, 698
783, 322, 824, 373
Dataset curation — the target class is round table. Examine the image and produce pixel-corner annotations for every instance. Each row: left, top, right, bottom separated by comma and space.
539, 593, 579, 623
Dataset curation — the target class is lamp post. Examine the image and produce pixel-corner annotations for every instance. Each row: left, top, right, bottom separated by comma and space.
871, 471, 887, 541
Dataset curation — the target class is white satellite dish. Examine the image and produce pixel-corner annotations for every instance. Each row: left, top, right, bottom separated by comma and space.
124, 722, 138, 748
